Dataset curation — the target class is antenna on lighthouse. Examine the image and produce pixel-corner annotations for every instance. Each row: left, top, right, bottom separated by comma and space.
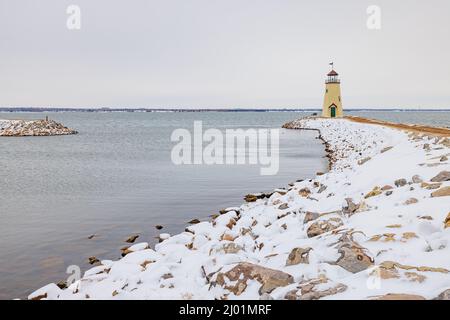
329, 62, 334, 70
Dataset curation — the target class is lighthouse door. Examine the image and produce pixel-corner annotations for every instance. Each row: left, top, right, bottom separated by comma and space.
330, 106, 336, 118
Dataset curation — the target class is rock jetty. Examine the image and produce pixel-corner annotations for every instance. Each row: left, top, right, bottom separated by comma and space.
0, 119, 77, 136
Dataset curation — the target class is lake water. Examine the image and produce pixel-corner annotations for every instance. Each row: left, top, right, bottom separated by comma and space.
0, 110, 449, 300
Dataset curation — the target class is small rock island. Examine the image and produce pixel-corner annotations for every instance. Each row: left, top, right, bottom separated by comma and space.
0, 118, 77, 136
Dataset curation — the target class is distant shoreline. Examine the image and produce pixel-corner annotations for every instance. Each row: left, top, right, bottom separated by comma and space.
0, 108, 450, 113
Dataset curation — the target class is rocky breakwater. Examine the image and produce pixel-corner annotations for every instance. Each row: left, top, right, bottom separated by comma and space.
29, 117, 450, 300
0, 119, 77, 136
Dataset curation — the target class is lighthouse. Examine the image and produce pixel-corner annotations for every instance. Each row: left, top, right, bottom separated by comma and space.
322, 64, 343, 118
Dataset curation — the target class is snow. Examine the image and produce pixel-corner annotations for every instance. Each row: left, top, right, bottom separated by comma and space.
28, 118, 450, 300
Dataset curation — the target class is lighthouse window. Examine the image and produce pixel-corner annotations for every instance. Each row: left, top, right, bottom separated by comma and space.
326, 89, 328, 93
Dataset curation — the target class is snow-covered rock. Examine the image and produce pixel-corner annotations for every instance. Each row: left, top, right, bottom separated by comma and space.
0, 119, 77, 136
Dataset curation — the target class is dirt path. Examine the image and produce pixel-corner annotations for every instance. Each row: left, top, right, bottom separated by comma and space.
345, 116, 450, 137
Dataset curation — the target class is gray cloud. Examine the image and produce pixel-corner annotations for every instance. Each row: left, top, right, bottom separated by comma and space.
1, 0, 449, 109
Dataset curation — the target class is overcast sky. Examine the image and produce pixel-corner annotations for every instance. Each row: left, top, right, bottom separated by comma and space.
1, 0, 449, 109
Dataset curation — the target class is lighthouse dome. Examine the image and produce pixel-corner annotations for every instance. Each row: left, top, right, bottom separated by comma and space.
327, 69, 339, 76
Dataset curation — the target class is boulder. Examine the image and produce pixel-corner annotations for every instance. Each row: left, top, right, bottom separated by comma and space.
88, 256, 100, 265
421, 182, 442, 190
431, 186, 450, 197
374, 261, 427, 283
56, 280, 67, 289
405, 272, 426, 283
219, 243, 243, 254
343, 198, 359, 215
125, 234, 139, 243
244, 194, 258, 202
335, 236, 374, 273
445, 213, 450, 229
404, 198, 418, 205
221, 234, 236, 241
307, 217, 343, 238
373, 293, 426, 300
379, 260, 449, 274
221, 207, 241, 214
226, 218, 237, 229
273, 189, 287, 196
298, 188, 311, 197
430, 171, 450, 182
372, 263, 400, 280
158, 234, 170, 242
394, 179, 407, 187
358, 157, 371, 165
411, 175, 423, 183
285, 247, 312, 266
214, 262, 294, 295
441, 138, 450, 147
121, 242, 150, 256
303, 212, 320, 224
402, 232, 418, 240
120, 246, 131, 256
284, 276, 347, 300
364, 186, 382, 198
434, 289, 450, 300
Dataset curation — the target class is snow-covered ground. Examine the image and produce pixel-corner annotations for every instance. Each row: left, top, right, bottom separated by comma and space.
29, 118, 450, 300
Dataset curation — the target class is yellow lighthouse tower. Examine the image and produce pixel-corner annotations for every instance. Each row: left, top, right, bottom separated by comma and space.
322, 64, 343, 118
